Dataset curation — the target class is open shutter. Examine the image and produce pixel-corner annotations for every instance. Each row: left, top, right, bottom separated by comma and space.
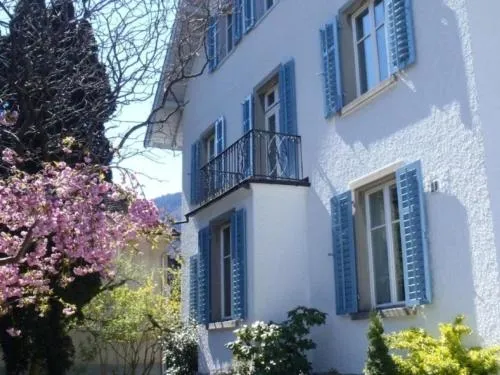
320, 18, 343, 117
396, 161, 431, 306
231, 208, 247, 319
331, 191, 358, 315
190, 141, 201, 204
207, 16, 218, 72
215, 116, 226, 155
386, 0, 415, 73
241, 95, 253, 178
243, 0, 255, 33
279, 59, 297, 135
233, 0, 243, 44
189, 255, 199, 322
198, 227, 211, 324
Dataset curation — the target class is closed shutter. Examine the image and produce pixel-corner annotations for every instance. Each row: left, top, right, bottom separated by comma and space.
386, 0, 416, 73
320, 19, 343, 117
233, 0, 243, 44
231, 208, 247, 319
396, 161, 431, 306
331, 191, 358, 315
198, 227, 211, 324
243, 0, 255, 33
189, 255, 199, 322
207, 16, 218, 72
241, 95, 253, 178
190, 141, 201, 204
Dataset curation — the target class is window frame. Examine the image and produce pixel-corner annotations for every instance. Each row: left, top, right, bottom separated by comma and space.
220, 223, 232, 320
364, 180, 404, 309
351, 0, 389, 97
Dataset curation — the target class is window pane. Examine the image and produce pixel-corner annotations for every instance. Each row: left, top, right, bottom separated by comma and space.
224, 257, 231, 316
356, 9, 370, 40
267, 113, 277, 133
389, 185, 399, 221
371, 227, 391, 305
392, 223, 405, 302
369, 190, 385, 228
358, 36, 376, 93
375, 0, 385, 27
266, 0, 274, 10
223, 227, 231, 257
267, 91, 275, 108
227, 14, 233, 52
376, 26, 389, 81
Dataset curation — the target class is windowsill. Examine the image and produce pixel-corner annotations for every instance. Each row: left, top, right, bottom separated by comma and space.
340, 75, 397, 118
350, 305, 417, 320
207, 319, 241, 331
211, 1, 280, 73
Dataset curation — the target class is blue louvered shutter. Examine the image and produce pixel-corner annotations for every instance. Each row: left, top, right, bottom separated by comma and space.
207, 16, 217, 72
215, 116, 226, 155
241, 95, 253, 178
279, 60, 298, 179
386, 0, 416, 73
189, 255, 199, 322
190, 141, 201, 204
320, 19, 343, 117
231, 208, 247, 319
233, 0, 243, 44
243, 0, 255, 33
198, 227, 211, 324
396, 161, 431, 306
331, 191, 358, 315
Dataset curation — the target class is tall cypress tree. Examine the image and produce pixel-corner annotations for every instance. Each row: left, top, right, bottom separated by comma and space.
364, 313, 398, 375
0, 1, 115, 373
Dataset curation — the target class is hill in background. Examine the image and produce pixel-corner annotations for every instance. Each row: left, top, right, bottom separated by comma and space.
154, 192, 182, 223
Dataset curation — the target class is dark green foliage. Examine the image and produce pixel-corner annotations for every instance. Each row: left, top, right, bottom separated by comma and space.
226, 306, 327, 375
364, 313, 398, 375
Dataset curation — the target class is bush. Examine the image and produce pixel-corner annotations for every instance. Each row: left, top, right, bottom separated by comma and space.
364, 313, 397, 375
226, 306, 326, 375
386, 315, 500, 374
162, 323, 198, 375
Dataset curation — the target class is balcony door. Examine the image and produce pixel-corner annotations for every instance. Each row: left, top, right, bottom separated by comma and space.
264, 85, 283, 178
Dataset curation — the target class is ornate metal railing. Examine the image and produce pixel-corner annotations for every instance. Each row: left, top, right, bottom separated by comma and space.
198, 129, 303, 203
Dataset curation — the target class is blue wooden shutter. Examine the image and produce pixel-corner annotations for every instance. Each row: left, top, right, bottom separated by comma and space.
331, 191, 358, 315
243, 0, 255, 33
242, 95, 253, 178
215, 116, 226, 155
231, 208, 247, 319
190, 141, 201, 204
207, 16, 217, 72
279, 59, 297, 135
396, 161, 431, 306
386, 0, 416, 73
233, 0, 243, 44
320, 19, 343, 117
198, 227, 211, 324
189, 255, 199, 322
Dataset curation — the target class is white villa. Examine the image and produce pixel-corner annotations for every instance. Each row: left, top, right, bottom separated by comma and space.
145, 0, 500, 373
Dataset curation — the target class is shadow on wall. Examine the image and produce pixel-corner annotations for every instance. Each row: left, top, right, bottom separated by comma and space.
337, 1, 473, 146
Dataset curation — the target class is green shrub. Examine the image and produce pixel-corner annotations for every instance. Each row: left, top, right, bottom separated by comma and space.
162, 323, 198, 375
226, 306, 326, 375
364, 313, 398, 375
386, 315, 500, 375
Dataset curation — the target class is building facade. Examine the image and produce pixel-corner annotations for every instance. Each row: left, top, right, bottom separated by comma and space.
146, 0, 500, 373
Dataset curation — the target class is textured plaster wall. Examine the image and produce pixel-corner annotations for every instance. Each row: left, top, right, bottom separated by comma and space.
179, 0, 500, 373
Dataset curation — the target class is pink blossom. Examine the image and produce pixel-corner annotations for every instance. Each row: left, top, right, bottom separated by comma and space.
6, 328, 21, 337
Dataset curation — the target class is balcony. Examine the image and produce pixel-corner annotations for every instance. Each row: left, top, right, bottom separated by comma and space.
196, 129, 305, 205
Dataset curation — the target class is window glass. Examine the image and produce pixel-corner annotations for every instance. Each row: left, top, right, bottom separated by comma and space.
371, 226, 391, 305
369, 190, 385, 228
227, 14, 233, 53
374, 0, 384, 27
222, 226, 231, 317
266, 0, 274, 10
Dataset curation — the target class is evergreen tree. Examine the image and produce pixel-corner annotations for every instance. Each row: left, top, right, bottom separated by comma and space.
0, 1, 115, 373
364, 313, 398, 375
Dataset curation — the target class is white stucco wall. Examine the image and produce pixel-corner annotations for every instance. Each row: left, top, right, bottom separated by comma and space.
178, 0, 500, 373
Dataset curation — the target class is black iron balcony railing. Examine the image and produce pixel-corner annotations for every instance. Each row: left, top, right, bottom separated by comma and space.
198, 129, 303, 204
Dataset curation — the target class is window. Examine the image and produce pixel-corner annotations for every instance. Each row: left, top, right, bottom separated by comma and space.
264, 85, 279, 133
227, 13, 234, 53
365, 181, 404, 307
265, 0, 274, 11
352, 0, 388, 95
330, 161, 431, 316
320, 0, 415, 115
205, 131, 215, 163
191, 209, 247, 324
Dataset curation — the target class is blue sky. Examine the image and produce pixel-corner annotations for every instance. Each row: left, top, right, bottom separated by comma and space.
111, 99, 182, 200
